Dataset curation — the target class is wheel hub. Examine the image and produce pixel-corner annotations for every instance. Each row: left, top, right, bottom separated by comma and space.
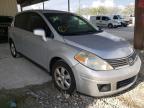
54, 67, 71, 90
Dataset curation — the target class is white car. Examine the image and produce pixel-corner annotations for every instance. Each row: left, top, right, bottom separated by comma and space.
9, 10, 141, 97
90, 16, 121, 28
111, 15, 130, 27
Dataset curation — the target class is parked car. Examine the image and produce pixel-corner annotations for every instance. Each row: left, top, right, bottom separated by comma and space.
9, 10, 141, 97
90, 16, 121, 28
0, 16, 13, 42
111, 15, 130, 27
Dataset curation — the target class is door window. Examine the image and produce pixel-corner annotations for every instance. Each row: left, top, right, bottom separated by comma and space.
96, 16, 100, 20
102, 16, 110, 21
27, 13, 52, 38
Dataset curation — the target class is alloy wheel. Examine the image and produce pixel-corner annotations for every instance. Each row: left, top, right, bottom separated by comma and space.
54, 66, 71, 90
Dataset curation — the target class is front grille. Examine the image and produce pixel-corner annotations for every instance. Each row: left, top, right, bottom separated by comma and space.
106, 51, 137, 68
117, 76, 136, 89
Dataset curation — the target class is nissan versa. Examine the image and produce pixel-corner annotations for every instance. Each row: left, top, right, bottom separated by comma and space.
8, 10, 141, 97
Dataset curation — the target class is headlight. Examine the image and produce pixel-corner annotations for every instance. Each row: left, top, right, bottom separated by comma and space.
74, 51, 113, 71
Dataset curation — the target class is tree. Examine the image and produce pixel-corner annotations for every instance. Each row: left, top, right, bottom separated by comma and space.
122, 5, 134, 16
77, 6, 121, 16
96, 6, 108, 15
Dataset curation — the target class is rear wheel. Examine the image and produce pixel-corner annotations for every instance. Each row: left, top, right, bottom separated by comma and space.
10, 41, 18, 58
52, 60, 76, 94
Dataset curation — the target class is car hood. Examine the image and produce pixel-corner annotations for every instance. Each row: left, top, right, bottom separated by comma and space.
63, 32, 133, 59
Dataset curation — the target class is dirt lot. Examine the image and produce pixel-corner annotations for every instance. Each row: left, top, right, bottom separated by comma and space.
0, 26, 144, 108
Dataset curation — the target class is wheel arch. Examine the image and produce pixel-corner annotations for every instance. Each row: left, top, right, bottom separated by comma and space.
9, 38, 13, 43
108, 23, 113, 28
49, 57, 63, 75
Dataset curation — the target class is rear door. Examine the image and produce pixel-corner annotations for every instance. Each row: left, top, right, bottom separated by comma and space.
95, 16, 101, 27
101, 16, 109, 27
13, 13, 29, 53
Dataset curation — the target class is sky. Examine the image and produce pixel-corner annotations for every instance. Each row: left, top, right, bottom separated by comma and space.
23, 0, 135, 12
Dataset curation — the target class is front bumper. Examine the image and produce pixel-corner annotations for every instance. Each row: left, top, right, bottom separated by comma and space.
72, 56, 141, 97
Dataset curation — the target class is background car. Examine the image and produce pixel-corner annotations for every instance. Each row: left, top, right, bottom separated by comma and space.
0, 16, 13, 42
111, 15, 130, 27
90, 15, 121, 28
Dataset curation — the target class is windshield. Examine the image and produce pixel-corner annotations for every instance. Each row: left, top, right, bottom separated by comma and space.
44, 13, 101, 36
117, 15, 123, 19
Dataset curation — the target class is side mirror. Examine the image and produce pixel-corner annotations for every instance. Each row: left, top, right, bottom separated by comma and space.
33, 29, 47, 41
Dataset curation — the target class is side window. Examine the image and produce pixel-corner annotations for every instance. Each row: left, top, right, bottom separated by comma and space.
102, 16, 110, 21
102, 16, 106, 21
14, 13, 28, 30
96, 16, 100, 20
113, 16, 118, 19
27, 13, 52, 38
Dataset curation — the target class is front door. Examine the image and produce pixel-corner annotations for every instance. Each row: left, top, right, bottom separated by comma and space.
22, 12, 53, 68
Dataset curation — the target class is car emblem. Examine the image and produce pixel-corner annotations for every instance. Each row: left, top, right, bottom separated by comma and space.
128, 57, 134, 65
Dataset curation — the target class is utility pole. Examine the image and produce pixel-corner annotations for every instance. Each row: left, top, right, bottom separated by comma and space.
43, 2, 45, 10
68, 0, 70, 12
134, 0, 144, 49
79, 0, 81, 14
20, 5, 23, 12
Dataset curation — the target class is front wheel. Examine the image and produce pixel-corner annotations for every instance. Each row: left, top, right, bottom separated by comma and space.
52, 60, 76, 94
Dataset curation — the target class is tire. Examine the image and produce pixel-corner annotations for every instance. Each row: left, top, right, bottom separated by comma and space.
108, 24, 113, 28
124, 24, 128, 27
52, 60, 76, 94
121, 23, 127, 27
114, 26, 118, 28
10, 41, 18, 58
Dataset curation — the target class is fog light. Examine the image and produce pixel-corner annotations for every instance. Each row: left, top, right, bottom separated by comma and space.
97, 84, 111, 92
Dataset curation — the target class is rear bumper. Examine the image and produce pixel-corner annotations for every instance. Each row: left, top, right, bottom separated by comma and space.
72, 56, 141, 97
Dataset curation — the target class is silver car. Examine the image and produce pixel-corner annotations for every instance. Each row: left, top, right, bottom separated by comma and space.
9, 10, 141, 97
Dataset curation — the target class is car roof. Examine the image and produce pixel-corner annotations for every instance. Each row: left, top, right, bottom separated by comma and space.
16, 9, 70, 16
91, 15, 110, 17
